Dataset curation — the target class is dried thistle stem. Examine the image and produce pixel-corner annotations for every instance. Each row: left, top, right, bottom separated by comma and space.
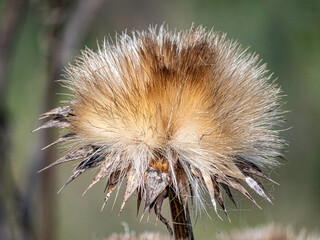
169, 187, 194, 240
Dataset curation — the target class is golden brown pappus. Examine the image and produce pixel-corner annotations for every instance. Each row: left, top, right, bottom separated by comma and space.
35, 25, 286, 232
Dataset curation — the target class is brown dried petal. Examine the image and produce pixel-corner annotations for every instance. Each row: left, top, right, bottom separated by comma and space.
212, 178, 230, 222
58, 169, 86, 193
38, 145, 96, 173
101, 170, 123, 211
137, 187, 144, 216
41, 133, 76, 150
83, 160, 112, 195
40, 104, 73, 119
217, 176, 261, 209
237, 161, 278, 185
202, 172, 222, 220
33, 117, 70, 132
220, 183, 237, 208
59, 149, 105, 193
245, 176, 272, 203
119, 168, 139, 214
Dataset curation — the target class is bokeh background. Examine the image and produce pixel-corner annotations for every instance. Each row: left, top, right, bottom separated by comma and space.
0, 0, 319, 239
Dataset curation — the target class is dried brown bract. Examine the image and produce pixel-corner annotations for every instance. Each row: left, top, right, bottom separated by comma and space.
35, 25, 286, 231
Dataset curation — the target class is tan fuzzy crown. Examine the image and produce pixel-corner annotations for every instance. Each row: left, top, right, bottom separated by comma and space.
36, 25, 285, 231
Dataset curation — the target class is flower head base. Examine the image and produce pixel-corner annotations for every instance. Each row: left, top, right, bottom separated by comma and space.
36, 26, 285, 229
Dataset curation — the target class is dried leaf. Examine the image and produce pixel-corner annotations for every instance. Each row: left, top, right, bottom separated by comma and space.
153, 188, 173, 236
143, 168, 170, 215
154, 187, 168, 217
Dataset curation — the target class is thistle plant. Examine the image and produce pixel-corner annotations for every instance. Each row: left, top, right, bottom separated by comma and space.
35, 25, 286, 239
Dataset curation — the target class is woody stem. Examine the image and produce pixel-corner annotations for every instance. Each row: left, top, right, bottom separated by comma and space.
168, 186, 194, 240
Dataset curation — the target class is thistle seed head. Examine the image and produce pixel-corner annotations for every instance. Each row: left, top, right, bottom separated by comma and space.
218, 225, 319, 240
36, 25, 286, 227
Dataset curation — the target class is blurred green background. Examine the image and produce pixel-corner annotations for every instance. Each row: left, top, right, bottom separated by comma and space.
0, 0, 319, 239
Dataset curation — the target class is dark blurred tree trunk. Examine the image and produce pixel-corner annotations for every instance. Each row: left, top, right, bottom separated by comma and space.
0, 0, 29, 101
0, 0, 106, 239
0, 0, 31, 239
40, 0, 106, 239
40, 2, 68, 240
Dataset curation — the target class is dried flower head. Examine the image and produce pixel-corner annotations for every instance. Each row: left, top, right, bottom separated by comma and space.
218, 224, 319, 240
106, 232, 170, 240
36, 25, 285, 229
